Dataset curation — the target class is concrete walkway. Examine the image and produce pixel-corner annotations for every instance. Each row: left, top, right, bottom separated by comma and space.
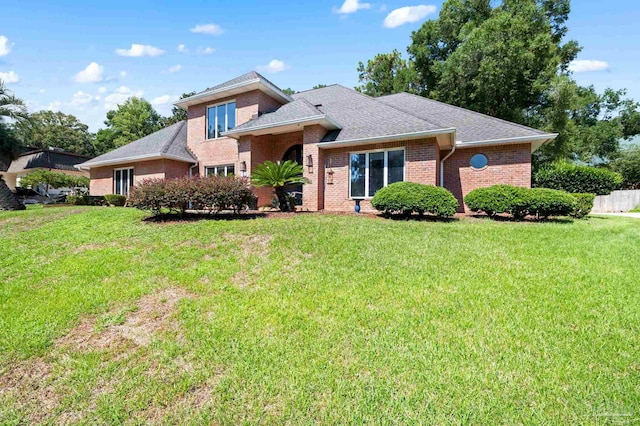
592, 212, 640, 219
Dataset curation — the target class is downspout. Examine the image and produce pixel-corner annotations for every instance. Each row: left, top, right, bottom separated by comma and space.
440, 143, 457, 188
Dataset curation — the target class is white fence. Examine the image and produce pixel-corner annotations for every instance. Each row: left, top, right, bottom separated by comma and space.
592, 190, 640, 213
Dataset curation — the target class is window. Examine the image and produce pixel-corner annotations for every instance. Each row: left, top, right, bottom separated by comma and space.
205, 164, 235, 177
114, 168, 134, 197
207, 101, 236, 139
349, 149, 404, 198
470, 153, 488, 170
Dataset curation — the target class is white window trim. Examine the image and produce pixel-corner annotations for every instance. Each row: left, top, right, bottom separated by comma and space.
205, 99, 237, 141
113, 167, 134, 196
205, 164, 236, 177
348, 148, 406, 200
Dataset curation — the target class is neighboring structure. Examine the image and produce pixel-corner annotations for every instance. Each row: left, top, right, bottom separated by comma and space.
1, 147, 91, 195
78, 71, 557, 212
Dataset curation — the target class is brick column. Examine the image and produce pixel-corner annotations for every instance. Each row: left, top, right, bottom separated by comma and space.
302, 125, 325, 211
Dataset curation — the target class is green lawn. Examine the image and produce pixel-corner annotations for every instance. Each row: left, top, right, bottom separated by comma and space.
1, 206, 639, 424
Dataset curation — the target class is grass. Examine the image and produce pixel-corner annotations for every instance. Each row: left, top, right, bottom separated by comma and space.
630, 205, 640, 212
1, 207, 639, 424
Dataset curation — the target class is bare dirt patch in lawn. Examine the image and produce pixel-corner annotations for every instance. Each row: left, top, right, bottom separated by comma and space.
225, 234, 272, 288
0, 287, 199, 423
1, 208, 87, 236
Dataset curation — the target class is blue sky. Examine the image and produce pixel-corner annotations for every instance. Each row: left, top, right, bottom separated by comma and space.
1, 0, 639, 132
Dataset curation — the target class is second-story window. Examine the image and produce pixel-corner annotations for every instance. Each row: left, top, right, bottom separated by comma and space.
207, 101, 236, 139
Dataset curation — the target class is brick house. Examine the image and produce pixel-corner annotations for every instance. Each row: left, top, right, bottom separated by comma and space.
78, 71, 556, 212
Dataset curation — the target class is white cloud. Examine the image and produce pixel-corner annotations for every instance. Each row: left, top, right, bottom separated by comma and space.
119, 70, 127, 78
168, 64, 182, 73
47, 101, 62, 112
383, 5, 437, 28
39, 89, 46, 94
104, 86, 144, 109
257, 59, 289, 74
0, 71, 20, 84
70, 91, 99, 106
74, 62, 104, 83
98, 87, 107, 94
151, 95, 173, 106
198, 47, 215, 55
190, 24, 224, 35
0, 35, 13, 57
334, 0, 371, 14
115, 43, 165, 57
178, 44, 187, 53
568, 59, 609, 73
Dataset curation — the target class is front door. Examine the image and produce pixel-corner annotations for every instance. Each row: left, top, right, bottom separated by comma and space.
282, 144, 303, 206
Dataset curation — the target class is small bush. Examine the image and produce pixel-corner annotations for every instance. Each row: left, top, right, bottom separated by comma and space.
526, 188, 577, 219
129, 176, 256, 216
104, 194, 127, 207
630, 205, 640, 213
464, 185, 530, 218
371, 182, 458, 217
570, 193, 595, 219
534, 161, 622, 195
66, 195, 106, 206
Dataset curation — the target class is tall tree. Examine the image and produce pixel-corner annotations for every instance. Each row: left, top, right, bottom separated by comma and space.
165, 91, 196, 125
101, 97, 165, 149
356, 50, 417, 96
14, 110, 95, 155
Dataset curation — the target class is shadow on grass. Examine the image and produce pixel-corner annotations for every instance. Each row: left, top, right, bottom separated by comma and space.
377, 213, 459, 223
143, 212, 267, 223
468, 214, 575, 224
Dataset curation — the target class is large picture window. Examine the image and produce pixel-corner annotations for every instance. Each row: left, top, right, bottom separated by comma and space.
114, 168, 134, 197
205, 164, 235, 177
207, 101, 236, 139
349, 149, 404, 198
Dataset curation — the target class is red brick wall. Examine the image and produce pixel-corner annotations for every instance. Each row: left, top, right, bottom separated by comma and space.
322, 138, 439, 212
443, 143, 532, 212
186, 90, 284, 177
89, 159, 190, 195
302, 125, 326, 211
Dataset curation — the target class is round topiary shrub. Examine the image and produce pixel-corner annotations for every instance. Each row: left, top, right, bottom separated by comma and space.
371, 182, 458, 217
534, 161, 622, 195
526, 188, 577, 219
464, 185, 530, 218
569, 193, 595, 219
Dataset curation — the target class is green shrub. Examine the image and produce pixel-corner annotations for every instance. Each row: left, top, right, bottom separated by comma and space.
66, 195, 105, 206
526, 188, 577, 219
534, 161, 622, 195
630, 205, 640, 213
569, 193, 595, 219
129, 178, 168, 215
464, 185, 530, 218
104, 194, 127, 207
371, 182, 458, 217
191, 175, 256, 214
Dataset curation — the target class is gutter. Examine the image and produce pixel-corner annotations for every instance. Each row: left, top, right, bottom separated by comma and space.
222, 115, 340, 137
458, 133, 558, 148
317, 128, 456, 149
174, 78, 293, 108
75, 153, 196, 170
440, 144, 456, 188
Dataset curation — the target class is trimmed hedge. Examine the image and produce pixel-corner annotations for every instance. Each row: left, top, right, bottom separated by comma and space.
371, 182, 458, 217
129, 176, 256, 216
569, 193, 595, 219
104, 194, 127, 207
534, 161, 622, 195
465, 185, 585, 220
66, 195, 106, 206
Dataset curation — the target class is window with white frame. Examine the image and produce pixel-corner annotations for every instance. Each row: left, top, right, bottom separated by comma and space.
114, 168, 134, 197
350, 149, 404, 198
207, 101, 236, 139
205, 164, 235, 177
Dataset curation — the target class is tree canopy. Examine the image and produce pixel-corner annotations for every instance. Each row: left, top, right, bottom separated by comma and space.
100, 97, 165, 150
14, 110, 95, 156
356, 0, 640, 166
165, 91, 196, 126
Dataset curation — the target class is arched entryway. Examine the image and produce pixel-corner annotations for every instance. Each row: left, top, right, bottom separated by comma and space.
282, 144, 303, 206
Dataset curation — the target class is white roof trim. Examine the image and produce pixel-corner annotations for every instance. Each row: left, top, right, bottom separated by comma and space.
318, 128, 456, 149
76, 153, 196, 170
222, 115, 341, 138
456, 133, 558, 152
174, 78, 293, 108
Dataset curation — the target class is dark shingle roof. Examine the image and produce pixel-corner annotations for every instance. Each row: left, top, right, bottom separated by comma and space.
292, 85, 445, 143
7, 150, 91, 173
197, 71, 283, 96
225, 99, 325, 133
79, 121, 195, 168
376, 92, 548, 143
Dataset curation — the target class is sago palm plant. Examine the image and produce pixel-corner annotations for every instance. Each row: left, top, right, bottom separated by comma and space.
251, 160, 309, 212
